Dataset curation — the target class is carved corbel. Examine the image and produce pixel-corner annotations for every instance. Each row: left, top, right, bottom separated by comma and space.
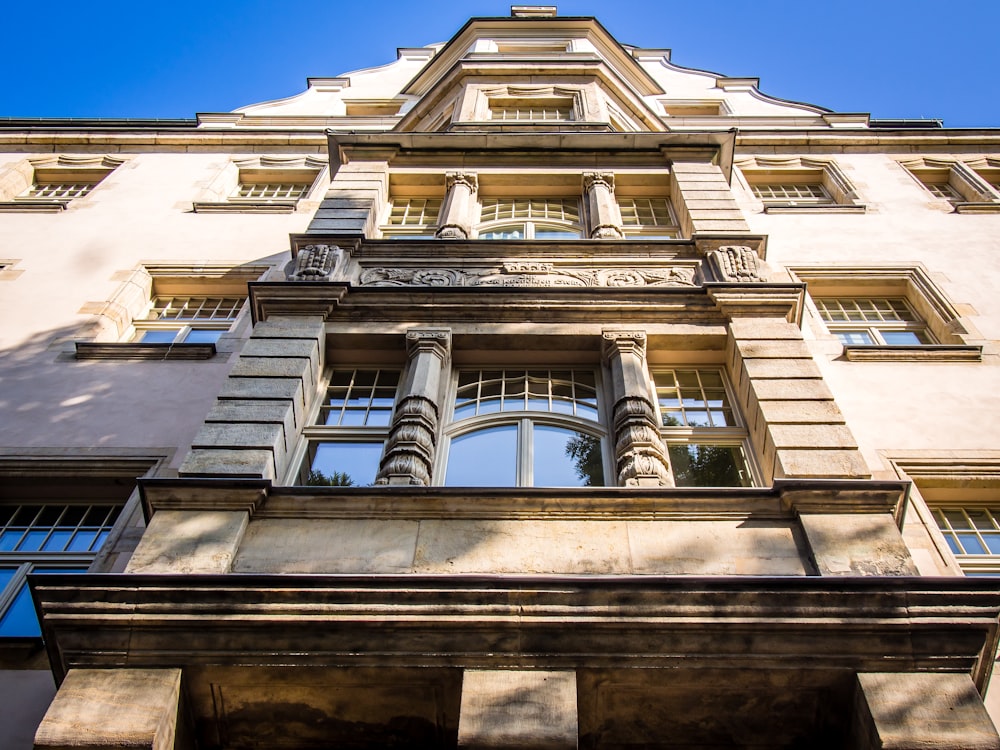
287, 244, 341, 281
706, 245, 767, 282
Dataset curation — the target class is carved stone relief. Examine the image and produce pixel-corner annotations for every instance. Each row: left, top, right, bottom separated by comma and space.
287, 245, 341, 281
706, 245, 766, 282
359, 264, 697, 288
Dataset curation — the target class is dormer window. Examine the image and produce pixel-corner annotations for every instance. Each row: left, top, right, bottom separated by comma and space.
488, 98, 575, 122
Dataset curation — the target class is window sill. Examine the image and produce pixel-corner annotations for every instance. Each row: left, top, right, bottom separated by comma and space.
842, 344, 982, 362
954, 202, 1000, 214
763, 204, 866, 214
0, 200, 68, 212
192, 201, 297, 214
75, 342, 218, 360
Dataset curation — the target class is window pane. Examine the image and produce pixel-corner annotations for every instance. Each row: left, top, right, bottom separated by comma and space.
305, 442, 383, 487
668, 444, 751, 487
533, 426, 604, 487
445, 426, 517, 486
139, 330, 178, 344
880, 331, 925, 346
183, 329, 223, 344
0, 583, 38, 637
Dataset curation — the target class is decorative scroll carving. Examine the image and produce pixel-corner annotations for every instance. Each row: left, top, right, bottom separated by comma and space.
288, 245, 341, 281
602, 331, 673, 487
359, 265, 697, 288
707, 245, 766, 282
375, 328, 451, 486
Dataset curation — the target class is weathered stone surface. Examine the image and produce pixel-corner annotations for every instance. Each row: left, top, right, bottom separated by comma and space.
125, 510, 249, 574
249, 318, 324, 342
459, 670, 577, 750
754, 399, 846, 425
775, 448, 870, 478
629, 520, 808, 575
728, 318, 804, 340
240, 337, 320, 361
233, 519, 419, 573
750, 378, 834, 401
735, 339, 813, 359
229, 357, 316, 392
799, 513, 917, 576
742, 358, 823, 379
34, 668, 182, 750
206, 399, 298, 431
192, 422, 287, 460
178, 448, 276, 479
852, 672, 1000, 750
767, 424, 858, 449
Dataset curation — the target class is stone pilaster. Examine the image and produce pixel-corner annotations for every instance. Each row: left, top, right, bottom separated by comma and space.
306, 146, 394, 236
179, 315, 325, 481
851, 672, 1000, 750
34, 669, 187, 750
669, 159, 749, 236
436, 172, 478, 239
583, 171, 624, 239
376, 328, 451, 485
602, 330, 673, 487
458, 670, 578, 750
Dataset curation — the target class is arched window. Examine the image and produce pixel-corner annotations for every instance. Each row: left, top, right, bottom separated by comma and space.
477, 198, 581, 240
443, 369, 607, 487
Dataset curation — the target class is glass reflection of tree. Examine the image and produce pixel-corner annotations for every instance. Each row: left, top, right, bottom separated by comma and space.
565, 433, 604, 486
670, 445, 744, 487
305, 469, 356, 487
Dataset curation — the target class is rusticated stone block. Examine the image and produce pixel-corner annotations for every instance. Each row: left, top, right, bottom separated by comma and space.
753, 399, 846, 425
178, 448, 276, 480
851, 672, 1000, 749
742, 358, 823, 380
249, 318, 324, 342
798, 513, 917, 576
459, 670, 577, 750
35, 668, 183, 750
749, 378, 834, 402
728, 318, 804, 341
206, 399, 299, 434
191, 423, 288, 465
774, 448, 870, 479
229, 357, 316, 393
125, 510, 249, 574
767, 424, 858, 449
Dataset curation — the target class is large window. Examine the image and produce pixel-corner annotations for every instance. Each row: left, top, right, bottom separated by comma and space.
381, 197, 443, 238
477, 198, 582, 239
618, 197, 679, 238
814, 297, 934, 346
652, 368, 753, 487
297, 369, 401, 487
134, 295, 246, 345
443, 369, 606, 487
932, 505, 1000, 576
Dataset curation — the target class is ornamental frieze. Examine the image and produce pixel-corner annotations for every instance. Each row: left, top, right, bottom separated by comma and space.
358, 264, 697, 288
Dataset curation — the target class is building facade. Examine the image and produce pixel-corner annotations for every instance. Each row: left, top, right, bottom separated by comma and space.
2, 7, 1000, 748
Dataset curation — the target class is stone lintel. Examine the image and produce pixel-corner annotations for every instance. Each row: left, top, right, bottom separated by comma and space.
34, 668, 185, 750
851, 672, 1000, 750
458, 670, 577, 749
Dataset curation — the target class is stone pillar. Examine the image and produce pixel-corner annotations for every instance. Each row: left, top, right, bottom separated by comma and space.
850, 672, 1000, 750
376, 328, 451, 485
306, 146, 394, 237
436, 172, 478, 239
34, 668, 187, 750
180, 315, 325, 481
124, 509, 248, 574
669, 159, 748, 236
583, 171, 624, 239
458, 670, 578, 750
602, 330, 672, 487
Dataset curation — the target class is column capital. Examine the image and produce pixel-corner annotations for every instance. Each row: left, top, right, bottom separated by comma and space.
445, 171, 479, 192
601, 329, 647, 360
583, 171, 615, 192
406, 328, 452, 359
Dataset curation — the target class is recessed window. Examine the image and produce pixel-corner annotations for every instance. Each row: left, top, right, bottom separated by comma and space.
297, 369, 401, 487
751, 183, 833, 206
652, 368, 752, 487
382, 198, 442, 238
814, 297, 934, 346
20, 182, 98, 200
488, 98, 574, 121
0, 502, 123, 637
932, 506, 1000, 575
478, 198, 581, 239
444, 369, 605, 487
134, 296, 246, 345
618, 197, 679, 238
233, 183, 311, 201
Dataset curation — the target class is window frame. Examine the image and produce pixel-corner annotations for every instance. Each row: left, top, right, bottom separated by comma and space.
132, 295, 248, 345
899, 157, 1000, 212
439, 367, 611, 488
650, 367, 757, 488
292, 367, 403, 487
380, 197, 444, 238
617, 196, 680, 239
736, 157, 865, 214
812, 297, 936, 347
0, 155, 124, 212
475, 197, 583, 240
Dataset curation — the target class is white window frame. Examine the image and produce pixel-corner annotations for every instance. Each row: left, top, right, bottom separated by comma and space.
381, 197, 443, 238
476, 198, 582, 239
439, 368, 610, 487
651, 367, 756, 487
617, 196, 679, 238
813, 297, 935, 346
736, 157, 864, 213
292, 367, 402, 487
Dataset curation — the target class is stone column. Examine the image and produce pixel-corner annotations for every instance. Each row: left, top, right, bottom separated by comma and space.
850, 672, 1000, 750
435, 172, 478, 239
375, 328, 451, 485
602, 330, 673, 487
458, 670, 578, 750
583, 171, 624, 239
35, 668, 188, 750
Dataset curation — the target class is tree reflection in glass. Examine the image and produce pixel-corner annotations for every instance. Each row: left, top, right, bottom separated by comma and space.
668, 444, 750, 487
444, 425, 517, 486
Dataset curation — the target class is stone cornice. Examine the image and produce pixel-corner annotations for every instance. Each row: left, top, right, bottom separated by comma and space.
34, 573, 1000, 690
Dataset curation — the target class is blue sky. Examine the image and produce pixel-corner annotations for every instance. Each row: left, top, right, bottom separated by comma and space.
3, 0, 997, 126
